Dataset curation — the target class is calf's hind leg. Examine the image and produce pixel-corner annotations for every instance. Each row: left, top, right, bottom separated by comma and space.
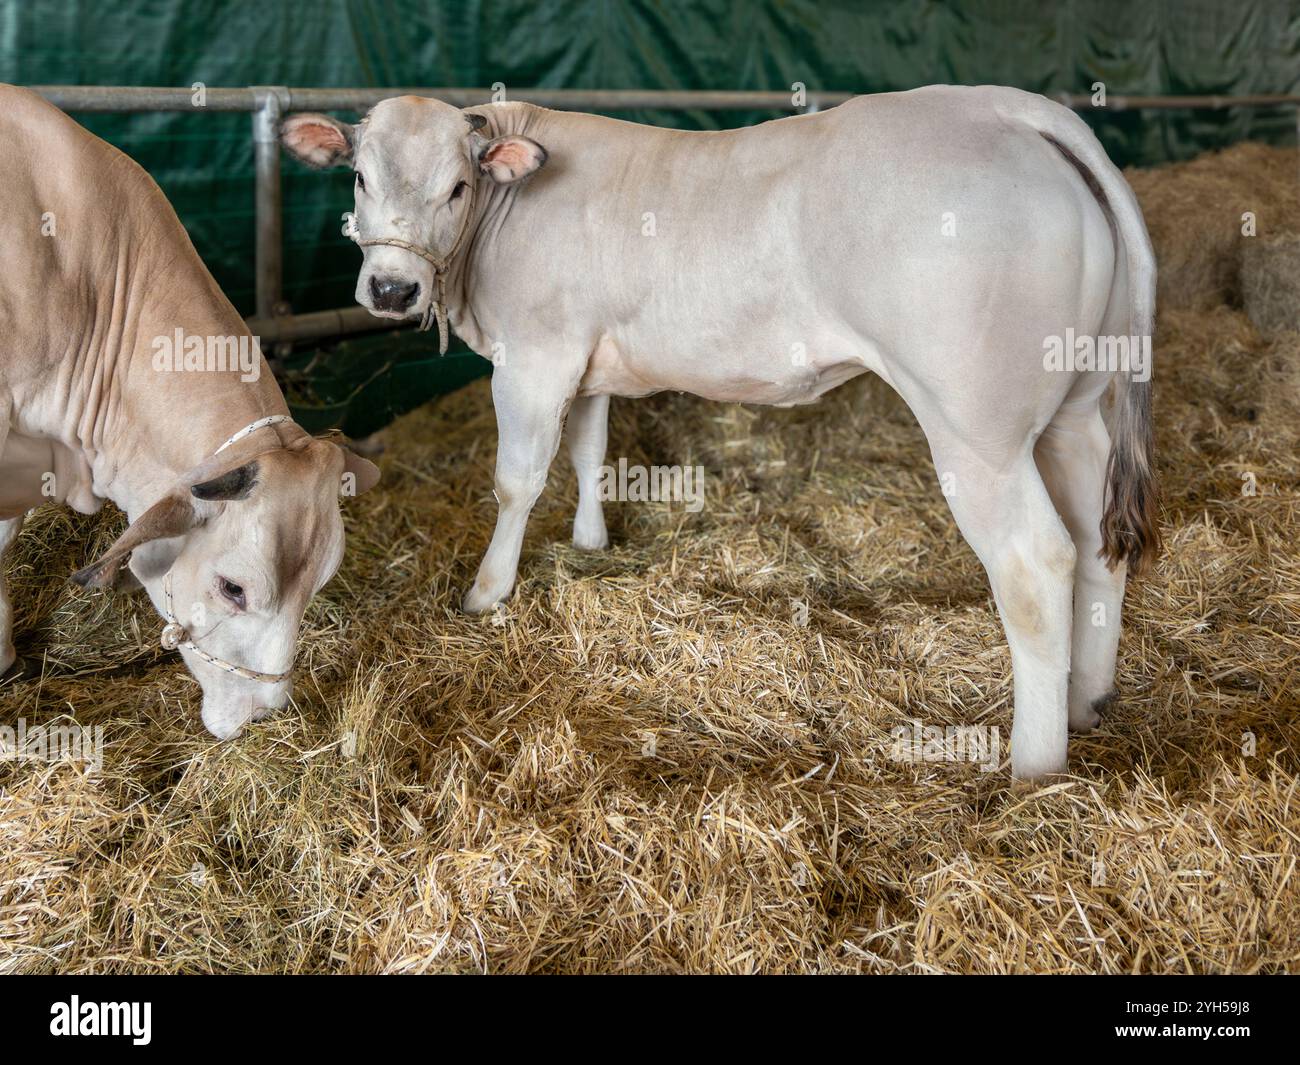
1034, 399, 1127, 731
565, 394, 610, 550
932, 443, 1077, 779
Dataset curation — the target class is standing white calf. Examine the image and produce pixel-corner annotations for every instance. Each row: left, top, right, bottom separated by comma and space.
282, 85, 1159, 778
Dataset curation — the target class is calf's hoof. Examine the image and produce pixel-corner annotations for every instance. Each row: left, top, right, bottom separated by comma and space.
1069, 690, 1115, 733
112, 567, 144, 593
1010, 743, 1068, 782
1068, 705, 1101, 732
462, 583, 509, 615
572, 528, 610, 551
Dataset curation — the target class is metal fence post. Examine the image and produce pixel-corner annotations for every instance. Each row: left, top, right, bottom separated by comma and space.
251, 87, 290, 325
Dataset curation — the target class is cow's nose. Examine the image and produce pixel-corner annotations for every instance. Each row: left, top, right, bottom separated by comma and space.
369, 275, 420, 312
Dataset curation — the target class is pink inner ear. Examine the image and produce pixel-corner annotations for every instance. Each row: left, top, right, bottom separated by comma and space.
285, 119, 347, 165
482, 137, 542, 179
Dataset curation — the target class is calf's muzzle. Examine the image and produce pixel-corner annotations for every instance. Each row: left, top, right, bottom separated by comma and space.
370, 274, 420, 312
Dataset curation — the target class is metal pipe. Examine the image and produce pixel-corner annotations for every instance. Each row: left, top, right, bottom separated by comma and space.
30, 85, 262, 111
34, 84, 1300, 115
251, 87, 289, 322
29, 85, 853, 113
246, 305, 407, 344
1054, 91, 1300, 111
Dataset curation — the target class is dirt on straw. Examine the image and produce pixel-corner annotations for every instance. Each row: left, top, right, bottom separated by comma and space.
2, 144, 1299, 974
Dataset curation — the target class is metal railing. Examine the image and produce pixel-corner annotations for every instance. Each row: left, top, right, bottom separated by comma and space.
30, 84, 1300, 346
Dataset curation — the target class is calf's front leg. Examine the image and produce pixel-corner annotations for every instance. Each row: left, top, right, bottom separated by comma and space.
463, 364, 579, 614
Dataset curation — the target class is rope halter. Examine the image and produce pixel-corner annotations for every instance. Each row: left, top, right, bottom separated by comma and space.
155, 414, 297, 685
213, 413, 292, 454
340, 172, 476, 356
160, 572, 293, 685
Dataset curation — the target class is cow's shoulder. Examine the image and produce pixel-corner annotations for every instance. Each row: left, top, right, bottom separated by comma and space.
0, 83, 79, 135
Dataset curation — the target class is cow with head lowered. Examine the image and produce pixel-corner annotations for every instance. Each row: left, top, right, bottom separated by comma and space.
281, 87, 1159, 779
0, 85, 379, 738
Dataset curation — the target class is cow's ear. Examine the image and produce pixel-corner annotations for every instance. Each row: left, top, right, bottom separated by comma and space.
191, 461, 259, 502
71, 494, 198, 589
476, 134, 547, 184
338, 447, 380, 498
281, 113, 355, 168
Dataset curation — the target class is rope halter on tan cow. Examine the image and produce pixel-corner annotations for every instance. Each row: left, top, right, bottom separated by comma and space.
154, 414, 297, 685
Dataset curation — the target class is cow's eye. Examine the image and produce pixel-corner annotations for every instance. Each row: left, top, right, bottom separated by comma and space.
449, 180, 468, 201
218, 578, 246, 610
355, 170, 366, 191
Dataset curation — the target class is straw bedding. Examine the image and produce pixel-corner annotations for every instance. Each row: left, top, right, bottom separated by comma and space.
2, 144, 1298, 974
1242, 234, 1300, 335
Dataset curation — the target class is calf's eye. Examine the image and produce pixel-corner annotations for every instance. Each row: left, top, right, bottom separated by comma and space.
355, 170, 366, 191
450, 180, 468, 201
218, 578, 246, 610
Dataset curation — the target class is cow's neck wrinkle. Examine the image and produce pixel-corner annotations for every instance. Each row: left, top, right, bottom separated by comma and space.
446, 103, 552, 354
448, 180, 519, 352
67, 237, 285, 523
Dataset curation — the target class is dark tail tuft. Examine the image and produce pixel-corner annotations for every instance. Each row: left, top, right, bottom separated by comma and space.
1100, 373, 1160, 576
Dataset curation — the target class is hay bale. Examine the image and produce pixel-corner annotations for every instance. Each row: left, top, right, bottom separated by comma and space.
1126, 142, 1300, 312
1242, 233, 1300, 334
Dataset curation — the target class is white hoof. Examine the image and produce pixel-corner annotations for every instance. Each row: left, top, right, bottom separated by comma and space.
1069, 690, 1114, 733
1068, 705, 1101, 732
1011, 737, 1068, 781
573, 528, 609, 551
462, 583, 508, 614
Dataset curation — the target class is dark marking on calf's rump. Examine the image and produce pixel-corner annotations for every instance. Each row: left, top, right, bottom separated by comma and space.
1039, 133, 1110, 212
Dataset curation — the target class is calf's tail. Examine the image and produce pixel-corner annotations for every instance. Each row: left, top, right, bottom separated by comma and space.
1016, 97, 1161, 577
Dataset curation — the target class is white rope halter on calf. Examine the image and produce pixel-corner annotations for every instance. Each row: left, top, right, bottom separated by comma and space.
340, 166, 476, 355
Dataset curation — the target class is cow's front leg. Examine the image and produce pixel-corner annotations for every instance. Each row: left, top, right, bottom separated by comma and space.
0, 516, 24, 676
463, 365, 578, 614
566, 394, 610, 550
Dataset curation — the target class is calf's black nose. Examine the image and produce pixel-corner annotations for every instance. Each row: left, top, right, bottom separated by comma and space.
369, 274, 420, 312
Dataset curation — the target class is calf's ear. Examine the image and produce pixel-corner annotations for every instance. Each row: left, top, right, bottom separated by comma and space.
71, 494, 198, 589
281, 113, 355, 168
339, 448, 380, 497
475, 134, 548, 184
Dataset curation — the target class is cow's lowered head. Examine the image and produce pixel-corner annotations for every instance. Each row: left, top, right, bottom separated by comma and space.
280, 95, 547, 322
72, 428, 379, 739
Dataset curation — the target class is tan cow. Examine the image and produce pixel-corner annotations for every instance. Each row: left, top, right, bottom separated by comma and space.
0, 85, 379, 738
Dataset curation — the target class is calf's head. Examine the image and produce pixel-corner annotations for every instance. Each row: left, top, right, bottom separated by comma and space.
73, 432, 378, 739
280, 95, 547, 321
